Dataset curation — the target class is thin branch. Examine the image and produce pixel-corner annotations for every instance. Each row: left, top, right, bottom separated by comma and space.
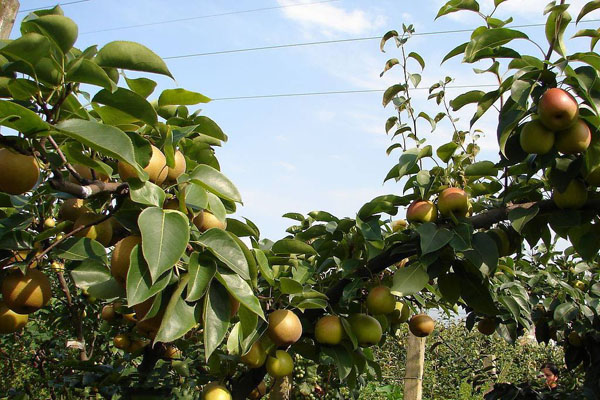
46, 135, 85, 184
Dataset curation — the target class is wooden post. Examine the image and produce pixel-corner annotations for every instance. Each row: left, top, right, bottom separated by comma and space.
0, 0, 19, 40
404, 331, 426, 400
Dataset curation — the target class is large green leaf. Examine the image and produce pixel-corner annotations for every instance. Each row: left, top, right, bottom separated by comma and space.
508, 206, 539, 233
254, 249, 274, 286
95, 41, 173, 78
553, 302, 578, 325
70, 259, 111, 289
190, 164, 242, 203
155, 274, 202, 343
138, 207, 190, 283
125, 77, 157, 98
322, 346, 353, 380
416, 223, 453, 255
92, 88, 157, 126
126, 245, 172, 306
436, 0, 479, 19
272, 239, 317, 255
158, 88, 210, 106
0, 33, 50, 66
22, 14, 78, 54
203, 282, 230, 361
194, 116, 227, 141
216, 268, 265, 320
128, 180, 166, 207
186, 253, 216, 302
391, 263, 429, 297
464, 28, 528, 63
460, 277, 498, 315
0, 100, 50, 135
56, 119, 146, 178
195, 229, 249, 280
437, 273, 460, 304
66, 59, 116, 91
464, 232, 499, 276
55, 237, 107, 263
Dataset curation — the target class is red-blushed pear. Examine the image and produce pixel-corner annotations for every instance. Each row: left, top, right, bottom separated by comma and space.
408, 314, 435, 337
241, 340, 267, 368
267, 309, 302, 346
314, 315, 344, 345
538, 87, 579, 130
555, 118, 591, 154
202, 382, 232, 400
348, 313, 382, 347
406, 200, 437, 223
366, 285, 396, 315
552, 180, 588, 209
0, 300, 28, 334
519, 120, 555, 155
266, 350, 294, 378
437, 187, 470, 218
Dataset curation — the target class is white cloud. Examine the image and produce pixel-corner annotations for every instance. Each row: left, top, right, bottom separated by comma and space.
277, 0, 387, 36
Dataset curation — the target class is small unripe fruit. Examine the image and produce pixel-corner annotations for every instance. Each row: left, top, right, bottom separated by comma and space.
101, 304, 116, 321
348, 313, 382, 346
44, 218, 56, 229
568, 331, 583, 347
519, 120, 554, 155
266, 350, 294, 378
390, 301, 410, 323
552, 180, 587, 209
241, 340, 267, 368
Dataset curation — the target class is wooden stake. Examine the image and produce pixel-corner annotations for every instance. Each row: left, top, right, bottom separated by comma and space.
0, 0, 19, 40
404, 331, 426, 400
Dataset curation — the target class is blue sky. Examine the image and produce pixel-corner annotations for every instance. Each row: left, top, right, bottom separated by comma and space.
14, 0, 599, 240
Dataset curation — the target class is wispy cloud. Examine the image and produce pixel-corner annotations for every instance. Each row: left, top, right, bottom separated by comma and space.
276, 0, 387, 36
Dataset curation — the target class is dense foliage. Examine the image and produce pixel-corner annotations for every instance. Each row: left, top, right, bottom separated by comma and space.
1, 1, 600, 399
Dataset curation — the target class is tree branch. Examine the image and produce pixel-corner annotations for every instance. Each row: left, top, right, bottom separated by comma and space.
49, 178, 127, 199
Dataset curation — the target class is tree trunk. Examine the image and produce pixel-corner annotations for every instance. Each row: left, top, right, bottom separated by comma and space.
269, 375, 291, 400
404, 331, 426, 400
0, 0, 19, 40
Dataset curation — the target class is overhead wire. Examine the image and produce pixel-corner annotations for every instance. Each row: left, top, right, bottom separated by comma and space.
80, 0, 342, 35
18, 0, 91, 13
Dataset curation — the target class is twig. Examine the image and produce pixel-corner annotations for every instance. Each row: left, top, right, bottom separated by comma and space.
47, 135, 84, 184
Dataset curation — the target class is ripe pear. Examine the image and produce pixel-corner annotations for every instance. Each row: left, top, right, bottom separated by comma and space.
113, 333, 130, 350
314, 315, 344, 345
202, 382, 232, 400
59, 198, 89, 222
266, 350, 294, 378
73, 213, 113, 246
366, 286, 396, 315
408, 314, 435, 337
519, 120, 555, 155
267, 309, 302, 347
167, 150, 186, 181
0, 300, 29, 334
437, 188, 470, 218
348, 313, 382, 346
194, 210, 227, 232
110, 235, 142, 285
0, 148, 40, 195
118, 145, 168, 185
1, 269, 52, 314
552, 180, 587, 209
241, 340, 267, 368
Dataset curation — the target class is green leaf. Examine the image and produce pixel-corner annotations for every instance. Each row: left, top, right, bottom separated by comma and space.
186, 253, 216, 302
436, 0, 479, 19
158, 88, 210, 106
450, 90, 485, 111
380, 58, 399, 77
341, 317, 358, 349
408, 52, 425, 70
508, 205, 539, 233
128, 180, 166, 208
95, 41, 173, 78
155, 274, 202, 343
437, 273, 460, 304
190, 165, 242, 203
499, 295, 521, 321
126, 245, 172, 306
226, 218, 259, 238
464, 161, 498, 177
55, 237, 107, 263
125, 77, 157, 98
21, 14, 78, 54
183, 181, 208, 211
577, 0, 600, 23
460, 276, 498, 315
70, 259, 111, 289
280, 277, 303, 294
442, 42, 468, 64
87, 277, 125, 300
216, 268, 264, 320
380, 30, 398, 52
196, 229, 250, 280
194, 116, 227, 141
383, 84, 406, 107
203, 283, 230, 361
416, 223, 453, 255
553, 302, 578, 325
391, 264, 429, 297
464, 28, 528, 63
254, 249, 274, 286
56, 119, 146, 178
92, 88, 157, 126
0, 33, 51, 66
139, 207, 190, 283
0, 100, 50, 135
546, 7, 571, 56
436, 142, 459, 163
464, 232, 499, 276
272, 239, 317, 256
322, 346, 353, 380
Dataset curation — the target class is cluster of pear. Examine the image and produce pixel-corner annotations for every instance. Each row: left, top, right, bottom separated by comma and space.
519, 88, 596, 210
404, 187, 471, 225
